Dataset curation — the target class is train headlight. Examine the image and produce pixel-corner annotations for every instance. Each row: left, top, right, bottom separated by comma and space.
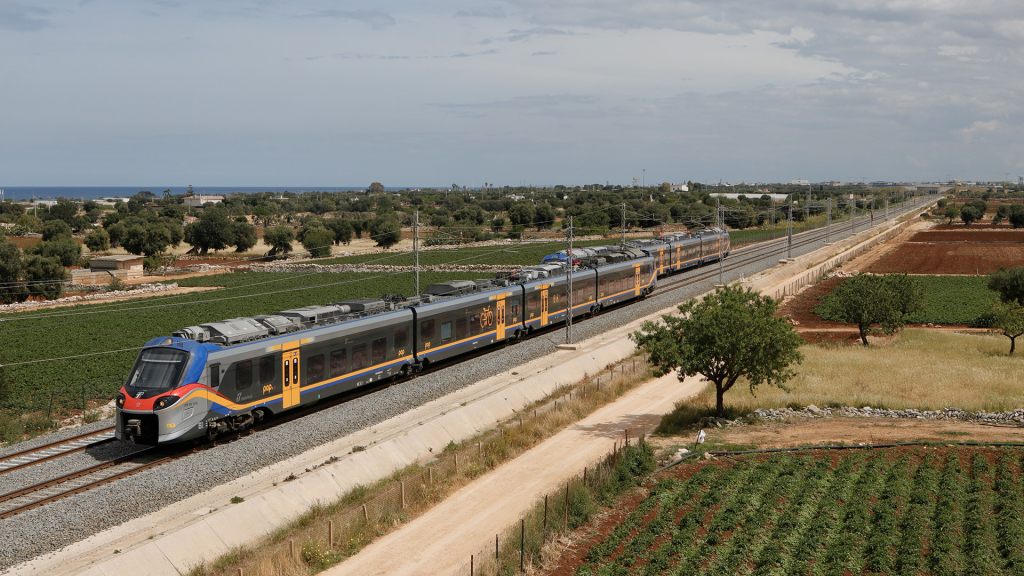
116, 393, 125, 408
154, 396, 180, 410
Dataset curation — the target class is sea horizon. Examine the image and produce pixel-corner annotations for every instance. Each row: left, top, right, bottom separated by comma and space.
0, 186, 433, 202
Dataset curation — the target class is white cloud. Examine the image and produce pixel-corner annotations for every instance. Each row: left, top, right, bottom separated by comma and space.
0, 0, 50, 31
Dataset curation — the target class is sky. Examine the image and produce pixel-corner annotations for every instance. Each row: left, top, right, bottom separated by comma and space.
1, 1, 1022, 187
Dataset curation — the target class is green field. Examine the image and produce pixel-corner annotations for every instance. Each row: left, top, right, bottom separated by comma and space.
814, 275, 997, 326
570, 446, 1024, 576
0, 270, 482, 414
314, 238, 625, 267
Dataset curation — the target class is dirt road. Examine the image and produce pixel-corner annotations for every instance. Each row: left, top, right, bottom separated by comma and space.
325, 372, 706, 576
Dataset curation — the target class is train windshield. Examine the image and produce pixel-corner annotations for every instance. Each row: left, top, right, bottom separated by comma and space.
126, 348, 190, 390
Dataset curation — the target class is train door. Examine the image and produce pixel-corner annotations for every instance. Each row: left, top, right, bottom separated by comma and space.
496, 298, 506, 340
658, 248, 665, 274
282, 341, 301, 409
634, 265, 642, 296
541, 289, 549, 326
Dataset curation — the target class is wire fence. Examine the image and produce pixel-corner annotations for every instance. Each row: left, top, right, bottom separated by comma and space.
450, 427, 650, 576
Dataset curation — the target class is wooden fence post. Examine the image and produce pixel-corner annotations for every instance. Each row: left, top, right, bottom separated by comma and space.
328, 520, 334, 549
542, 495, 548, 542
290, 539, 295, 558
520, 519, 525, 572
362, 504, 368, 520
564, 482, 569, 533
401, 482, 406, 509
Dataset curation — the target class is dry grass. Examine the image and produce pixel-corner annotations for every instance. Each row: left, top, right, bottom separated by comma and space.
186, 357, 653, 576
673, 329, 1024, 424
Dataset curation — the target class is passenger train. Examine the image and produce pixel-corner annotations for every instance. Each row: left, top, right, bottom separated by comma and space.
115, 228, 730, 445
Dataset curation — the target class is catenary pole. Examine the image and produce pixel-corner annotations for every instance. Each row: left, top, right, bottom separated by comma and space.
566, 216, 574, 345
787, 201, 793, 260
413, 211, 420, 295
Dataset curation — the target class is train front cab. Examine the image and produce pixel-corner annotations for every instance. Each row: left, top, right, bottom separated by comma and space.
115, 338, 219, 445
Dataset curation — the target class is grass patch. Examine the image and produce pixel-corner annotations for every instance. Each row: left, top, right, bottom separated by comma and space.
659, 329, 1023, 431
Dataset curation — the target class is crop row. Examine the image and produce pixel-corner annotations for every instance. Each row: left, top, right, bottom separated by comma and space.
0, 270, 481, 413
572, 447, 1024, 576
815, 275, 997, 325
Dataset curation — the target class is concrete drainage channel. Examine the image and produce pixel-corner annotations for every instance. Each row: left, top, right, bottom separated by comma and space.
5, 202, 933, 576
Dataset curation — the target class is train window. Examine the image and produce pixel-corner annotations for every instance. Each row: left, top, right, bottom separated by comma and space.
421, 320, 435, 340
330, 349, 348, 377
307, 354, 324, 384
259, 356, 275, 385
209, 363, 220, 389
440, 321, 452, 342
352, 344, 368, 370
395, 326, 408, 350
510, 303, 519, 320
527, 294, 538, 313
469, 314, 480, 335
456, 318, 468, 340
371, 338, 386, 364
235, 360, 253, 390
599, 278, 606, 295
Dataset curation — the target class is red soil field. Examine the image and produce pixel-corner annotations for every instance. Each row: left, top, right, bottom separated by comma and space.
869, 243, 1024, 274
910, 230, 1024, 242
930, 224, 1016, 230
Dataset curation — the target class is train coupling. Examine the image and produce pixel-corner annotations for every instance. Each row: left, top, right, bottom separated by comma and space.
125, 419, 142, 439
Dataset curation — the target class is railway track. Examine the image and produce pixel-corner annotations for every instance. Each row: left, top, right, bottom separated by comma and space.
0, 427, 115, 476
0, 203, 924, 520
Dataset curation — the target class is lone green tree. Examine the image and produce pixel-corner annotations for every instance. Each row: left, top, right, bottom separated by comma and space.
301, 226, 335, 258
263, 225, 294, 256
816, 273, 925, 346
1010, 204, 1024, 228
959, 205, 981, 226
184, 209, 234, 254
370, 215, 402, 249
944, 205, 959, 224
631, 285, 804, 418
231, 218, 258, 252
989, 299, 1024, 354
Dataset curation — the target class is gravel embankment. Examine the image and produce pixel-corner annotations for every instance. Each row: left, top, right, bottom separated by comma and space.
0, 205, 926, 569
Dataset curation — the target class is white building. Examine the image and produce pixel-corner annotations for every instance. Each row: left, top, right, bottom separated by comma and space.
184, 195, 225, 208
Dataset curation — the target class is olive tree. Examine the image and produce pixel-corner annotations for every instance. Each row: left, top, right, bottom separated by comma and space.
631, 285, 804, 418
989, 266, 1024, 305
944, 205, 959, 224
816, 273, 924, 346
263, 225, 294, 256
959, 205, 981, 226
301, 226, 334, 258
989, 299, 1024, 354
370, 215, 402, 249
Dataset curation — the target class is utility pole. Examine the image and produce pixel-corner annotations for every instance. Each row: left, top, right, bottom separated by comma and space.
565, 216, 574, 345
715, 197, 720, 227
770, 202, 776, 239
620, 203, 626, 246
885, 197, 889, 221
787, 201, 793, 260
413, 211, 420, 295
826, 198, 832, 244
